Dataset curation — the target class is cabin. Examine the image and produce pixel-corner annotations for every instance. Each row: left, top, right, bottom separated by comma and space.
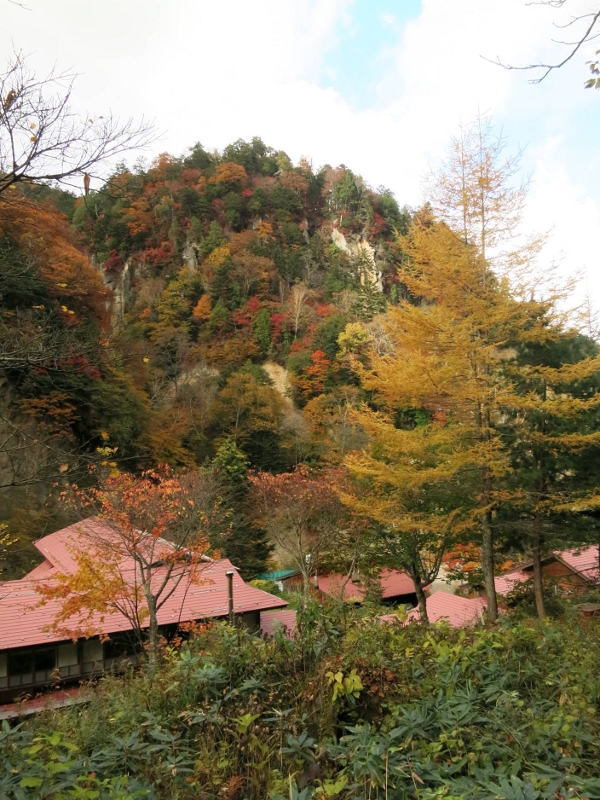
494, 545, 600, 597
257, 569, 301, 592
261, 566, 425, 608
317, 568, 423, 608
392, 590, 486, 627
259, 608, 297, 637
0, 519, 288, 705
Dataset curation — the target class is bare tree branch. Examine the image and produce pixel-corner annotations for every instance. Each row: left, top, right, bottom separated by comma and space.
0, 50, 156, 197
483, 3, 600, 84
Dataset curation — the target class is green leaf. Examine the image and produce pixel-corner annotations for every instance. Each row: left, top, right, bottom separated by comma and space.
19, 777, 43, 788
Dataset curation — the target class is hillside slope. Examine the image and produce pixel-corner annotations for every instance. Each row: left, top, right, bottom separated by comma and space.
67, 136, 411, 470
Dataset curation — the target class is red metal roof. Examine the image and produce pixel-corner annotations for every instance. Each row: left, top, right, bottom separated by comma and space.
0, 518, 287, 651
260, 609, 297, 637
559, 545, 599, 578
494, 545, 600, 595
495, 568, 530, 595
317, 568, 417, 602
397, 591, 486, 627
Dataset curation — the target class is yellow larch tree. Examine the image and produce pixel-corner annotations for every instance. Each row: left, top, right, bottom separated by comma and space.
342, 418, 466, 622
345, 118, 577, 620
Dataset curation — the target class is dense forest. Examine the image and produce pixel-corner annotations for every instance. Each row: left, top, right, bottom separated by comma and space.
2, 124, 600, 606
1, 134, 412, 572
2, 42, 600, 796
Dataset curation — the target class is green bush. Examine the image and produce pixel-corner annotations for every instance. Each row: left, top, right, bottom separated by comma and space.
3, 613, 600, 798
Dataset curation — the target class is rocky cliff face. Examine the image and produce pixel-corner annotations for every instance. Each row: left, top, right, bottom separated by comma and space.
331, 228, 383, 291
100, 257, 133, 327
182, 241, 199, 270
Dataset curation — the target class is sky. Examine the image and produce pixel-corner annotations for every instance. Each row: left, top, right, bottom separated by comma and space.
2, 0, 600, 317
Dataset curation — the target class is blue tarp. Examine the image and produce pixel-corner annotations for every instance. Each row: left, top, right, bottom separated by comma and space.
257, 570, 298, 581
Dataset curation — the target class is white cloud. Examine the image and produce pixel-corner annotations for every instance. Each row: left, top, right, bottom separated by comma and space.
2, 0, 599, 313
526, 136, 600, 312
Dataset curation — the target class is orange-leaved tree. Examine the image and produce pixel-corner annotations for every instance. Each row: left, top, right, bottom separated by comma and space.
249, 466, 363, 602
0, 193, 111, 489
37, 466, 228, 675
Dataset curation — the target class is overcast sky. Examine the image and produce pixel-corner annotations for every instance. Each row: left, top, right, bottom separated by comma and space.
3, 0, 599, 317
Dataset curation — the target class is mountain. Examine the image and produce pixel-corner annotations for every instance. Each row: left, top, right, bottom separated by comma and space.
0, 136, 410, 564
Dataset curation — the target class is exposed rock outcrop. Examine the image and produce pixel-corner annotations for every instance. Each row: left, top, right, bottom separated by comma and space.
331, 228, 383, 291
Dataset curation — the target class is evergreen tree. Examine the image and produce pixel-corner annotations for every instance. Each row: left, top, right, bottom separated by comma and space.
199, 220, 226, 255
212, 439, 273, 579
500, 332, 600, 616
254, 307, 272, 354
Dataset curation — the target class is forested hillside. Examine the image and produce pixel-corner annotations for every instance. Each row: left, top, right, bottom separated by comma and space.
71, 137, 410, 469
1, 128, 600, 611
0, 136, 412, 569
2, 136, 410, 474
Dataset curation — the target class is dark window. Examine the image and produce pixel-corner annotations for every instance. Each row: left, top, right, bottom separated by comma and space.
34, 649, 56, 672
8, 648, 56, 687
8, 651, 32, 676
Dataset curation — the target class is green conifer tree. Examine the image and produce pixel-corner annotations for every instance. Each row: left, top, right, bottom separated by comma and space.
212, 438, 273, 578
199, 220, 226, 255
254, 308, 272, 355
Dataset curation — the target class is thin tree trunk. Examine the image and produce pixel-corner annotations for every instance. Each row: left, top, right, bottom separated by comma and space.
407, 557, 429, 624
533, 424, 547, 618
302, 570, 310, 607
146, 599, 159, 678
532, 518, 546, 618
480, 507, 498, 622
414, 579, 429, 624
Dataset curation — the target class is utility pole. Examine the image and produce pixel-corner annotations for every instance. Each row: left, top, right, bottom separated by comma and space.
226, 569, 235, 626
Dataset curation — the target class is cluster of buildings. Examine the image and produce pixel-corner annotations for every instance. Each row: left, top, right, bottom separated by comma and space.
0, 517, 598, 715
0, 519, 290, 708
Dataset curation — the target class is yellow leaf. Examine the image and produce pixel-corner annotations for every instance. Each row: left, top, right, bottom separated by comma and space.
59, 464, 69, 473
143, 357, 149, 363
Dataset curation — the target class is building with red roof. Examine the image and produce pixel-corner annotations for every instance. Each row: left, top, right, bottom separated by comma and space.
317, 568, 423, 607
494, 545, 600, 597
259, 609, 297, 638
0, 519, 287, 704
380, 590, 486, 628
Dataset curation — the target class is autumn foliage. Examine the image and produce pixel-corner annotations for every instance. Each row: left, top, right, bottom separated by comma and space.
36, 466, 223, 671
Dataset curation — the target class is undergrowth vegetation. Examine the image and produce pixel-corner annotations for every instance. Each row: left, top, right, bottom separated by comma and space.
2, 607, 600, 799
